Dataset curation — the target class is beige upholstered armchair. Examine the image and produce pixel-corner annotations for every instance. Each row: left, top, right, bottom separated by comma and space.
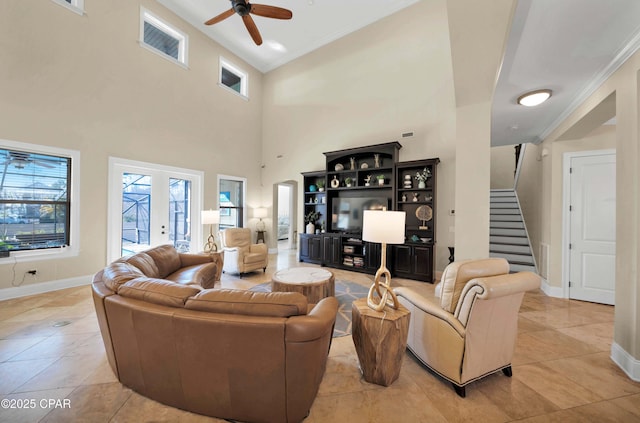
394, 258, 540, 397
219, 228, 268, 277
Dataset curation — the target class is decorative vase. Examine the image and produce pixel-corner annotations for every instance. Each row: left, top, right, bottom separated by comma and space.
412, 193, 419, 202
306, 222, 315, 234
418, 180, 426, 189
309, 185, 317, 192
331, 176, 340, 188
402, 193, 407, 202
350, 157, 356, 170
318, 187, 324, 192
378, 179, 384, 186
374, 154, 381, 168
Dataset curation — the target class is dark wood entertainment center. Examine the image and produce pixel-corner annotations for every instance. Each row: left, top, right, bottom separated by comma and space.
300, 142, 440, 282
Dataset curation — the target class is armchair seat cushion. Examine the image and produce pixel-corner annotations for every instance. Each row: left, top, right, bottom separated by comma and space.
244, 252, 266, 265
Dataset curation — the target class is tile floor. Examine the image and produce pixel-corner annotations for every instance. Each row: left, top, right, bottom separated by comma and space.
1, 247, 639, 422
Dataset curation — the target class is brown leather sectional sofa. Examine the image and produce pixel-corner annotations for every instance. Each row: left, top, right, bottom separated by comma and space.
92, 245, 338, 423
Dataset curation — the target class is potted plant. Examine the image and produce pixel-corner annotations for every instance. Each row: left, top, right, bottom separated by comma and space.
305, 211, 321, 234
0, 241, 12, 258
317, 179, 325, 192
376, 174, 385, 186
345, 177, 352, 187
415, 167, 431, 189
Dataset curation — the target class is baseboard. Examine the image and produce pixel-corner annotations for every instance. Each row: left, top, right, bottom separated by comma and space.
539, 277, 564, 298
611, 342, 640, 382
0, 276, 90, 301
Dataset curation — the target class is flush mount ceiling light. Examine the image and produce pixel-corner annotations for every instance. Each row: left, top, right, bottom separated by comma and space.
517, 89, 552, 107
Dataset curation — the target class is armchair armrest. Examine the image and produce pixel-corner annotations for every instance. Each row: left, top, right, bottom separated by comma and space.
250, 243, 268, 254
394, 287, 465, 337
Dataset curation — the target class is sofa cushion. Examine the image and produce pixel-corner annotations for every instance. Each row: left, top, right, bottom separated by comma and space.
125, 252, 160, 278
118, 278, 202, 308
102, 262, 144, 292
165, 263, 219, 289
145, 244, 182, 278
185, 289, 308, 317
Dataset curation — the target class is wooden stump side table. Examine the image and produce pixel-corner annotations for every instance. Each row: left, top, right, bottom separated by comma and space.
351, 297, 410, 386
271, 267, 335, 304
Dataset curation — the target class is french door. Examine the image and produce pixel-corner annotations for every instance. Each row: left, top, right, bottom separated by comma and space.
107, 158, 203, 262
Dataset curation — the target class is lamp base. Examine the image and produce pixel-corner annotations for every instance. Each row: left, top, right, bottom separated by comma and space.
203, 231, 217, 253
367, 265, 399, 312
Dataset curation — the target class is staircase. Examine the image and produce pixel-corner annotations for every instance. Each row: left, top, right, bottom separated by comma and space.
490, 189, 537, 273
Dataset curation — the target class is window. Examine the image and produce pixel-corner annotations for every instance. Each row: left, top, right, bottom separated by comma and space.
219, 57, 248, 97
50, 0, 84, 15
218, 176, 246, 229
140, 8, 188, 67
0, 140, 79, 259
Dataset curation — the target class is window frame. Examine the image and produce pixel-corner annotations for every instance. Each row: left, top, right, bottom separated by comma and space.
50, 0, 84, 16
139, 7, 189, 68
0, 139, 80, 263
217, 175, 247, 229
219, 57, 249, 99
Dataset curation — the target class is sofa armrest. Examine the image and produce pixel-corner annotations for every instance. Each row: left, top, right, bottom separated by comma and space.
286, 297, 339, 342
179, 252, 213, 267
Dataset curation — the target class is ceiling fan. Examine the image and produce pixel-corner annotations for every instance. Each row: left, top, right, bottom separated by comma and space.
205, 0, 292, 46
0, 151, 56, 169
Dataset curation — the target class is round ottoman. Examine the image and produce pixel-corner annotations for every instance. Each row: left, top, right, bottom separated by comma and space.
271, 267, 335, 303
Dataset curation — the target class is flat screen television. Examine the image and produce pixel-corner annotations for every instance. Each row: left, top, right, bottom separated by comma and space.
331, 196, 388, 232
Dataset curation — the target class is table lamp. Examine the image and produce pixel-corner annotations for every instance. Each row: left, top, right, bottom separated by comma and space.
255, 207, 268, 231
362, 210, 406, 311
202, 209, 220, 252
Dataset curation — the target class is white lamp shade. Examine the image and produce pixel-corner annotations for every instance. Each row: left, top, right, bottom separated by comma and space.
362, 210, 406, 244
254, 207, 268, 219
201, 210, 220, 225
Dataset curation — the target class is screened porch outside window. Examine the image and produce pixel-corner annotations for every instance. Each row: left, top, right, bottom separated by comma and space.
0, 148, 70, 253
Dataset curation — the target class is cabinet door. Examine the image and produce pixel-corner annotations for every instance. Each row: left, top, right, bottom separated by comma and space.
392, 245, 412, 274
413, 246, 433, 282
364, 242, 382, 271
299, 235, 310, 261
310, 236, 323, 261
322, 235, 340, 265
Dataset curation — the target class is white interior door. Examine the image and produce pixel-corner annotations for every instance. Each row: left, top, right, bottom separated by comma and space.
568, 151, 616, 304
108, 158, 203, 262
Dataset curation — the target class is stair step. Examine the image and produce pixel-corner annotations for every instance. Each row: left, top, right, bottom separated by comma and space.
490, 221, 525, 229
490, 203, 519, 209
509, 263, 537, 273
490, 236, 530, 245
490, 197, 518, 203
491, 228, 527, 237
490, 209, 521, 215
490, 214, 523, 222
490, 190, 516, 198
490, 252, 535, 265
490, 243, 531, 254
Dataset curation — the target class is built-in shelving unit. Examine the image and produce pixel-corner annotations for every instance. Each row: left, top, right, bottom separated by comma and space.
299, 142, 439, 282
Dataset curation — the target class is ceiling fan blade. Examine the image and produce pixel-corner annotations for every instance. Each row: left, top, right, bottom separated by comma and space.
205, 8, 235, 25
242, 15, 263, 45
250, 4, 292, 20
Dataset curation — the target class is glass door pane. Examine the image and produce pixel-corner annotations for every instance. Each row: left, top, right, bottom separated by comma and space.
169, 178, 191, 252
121, 173, 151, 256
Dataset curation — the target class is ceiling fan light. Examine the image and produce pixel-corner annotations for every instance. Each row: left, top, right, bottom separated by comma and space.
517, 89, 552, 107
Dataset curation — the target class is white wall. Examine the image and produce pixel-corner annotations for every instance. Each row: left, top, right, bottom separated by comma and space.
0, 0, 264, 290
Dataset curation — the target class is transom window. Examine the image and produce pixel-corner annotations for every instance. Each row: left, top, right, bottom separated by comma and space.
50, 0, 84, 15
140, 8, 188, 67
219, 57, 248, 98
0, 146, 72, 254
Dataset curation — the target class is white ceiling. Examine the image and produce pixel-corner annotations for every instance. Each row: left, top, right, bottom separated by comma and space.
158, 0, 640, 147
157, 0, 420, 73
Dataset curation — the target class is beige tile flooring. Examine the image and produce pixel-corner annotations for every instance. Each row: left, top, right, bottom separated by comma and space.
1, 248, 639, 422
